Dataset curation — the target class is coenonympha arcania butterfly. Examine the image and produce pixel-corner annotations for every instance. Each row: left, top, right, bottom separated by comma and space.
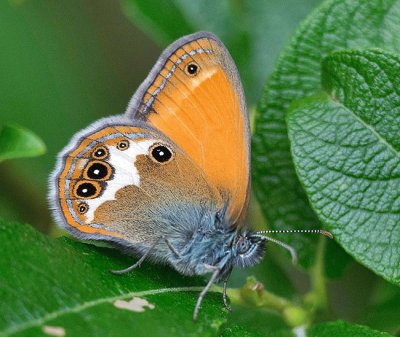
49, 32, 331, 320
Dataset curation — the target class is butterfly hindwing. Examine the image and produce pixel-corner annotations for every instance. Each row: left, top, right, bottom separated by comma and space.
50, 117, 222, 247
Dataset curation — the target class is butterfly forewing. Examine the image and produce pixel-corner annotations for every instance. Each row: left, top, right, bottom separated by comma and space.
126, 32, 250, 226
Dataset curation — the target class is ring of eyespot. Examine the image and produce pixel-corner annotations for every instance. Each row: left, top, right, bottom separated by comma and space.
149, 143, 174, 164
92, 146, 109, 159
117, 139, 129, 151
186, 62, 200, 76
73, 180, 103, 199
78, 202, 89, 214
82, 160, 113, 181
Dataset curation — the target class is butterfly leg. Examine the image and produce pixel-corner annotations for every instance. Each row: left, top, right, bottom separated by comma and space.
193, 265, 220, 321
222, 271, 232, 312
164, 237, 181, 258
109, 237, 162, 274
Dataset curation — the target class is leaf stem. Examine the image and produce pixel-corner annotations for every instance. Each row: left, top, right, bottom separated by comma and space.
225, 276, 311, 327
304, 236, 329, 314
223, 237, 330, 327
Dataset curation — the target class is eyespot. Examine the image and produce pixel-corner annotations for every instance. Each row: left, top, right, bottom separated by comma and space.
83, 160, 113, 181
117, 139, 129, 151
73, 181, 102, 199
92, 146, 108, 159
78, 202, 88, 214
149, 144, 174, 164
186, 62, 200, 76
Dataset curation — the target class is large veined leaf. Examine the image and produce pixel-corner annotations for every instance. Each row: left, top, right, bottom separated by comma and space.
287, 49, 400, 286
1, 220, 395, 335
252, 0, 400, 267
0, 220, 228, 337
0, 220, 300, 337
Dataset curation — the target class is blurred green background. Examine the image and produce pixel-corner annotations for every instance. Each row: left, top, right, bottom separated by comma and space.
0, 0, 321, 233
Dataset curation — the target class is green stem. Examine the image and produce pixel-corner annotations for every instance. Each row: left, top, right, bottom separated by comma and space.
305, 236, 328, 313
221, 236, 330, 328
224, 276, 311, 327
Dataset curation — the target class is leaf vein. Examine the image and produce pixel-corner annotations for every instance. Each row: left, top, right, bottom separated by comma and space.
3, 286, 208, 336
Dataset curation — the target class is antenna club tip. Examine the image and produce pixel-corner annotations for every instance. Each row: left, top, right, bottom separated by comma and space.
320, 230, 333, 239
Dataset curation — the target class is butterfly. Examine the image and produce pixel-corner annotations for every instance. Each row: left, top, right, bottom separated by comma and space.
49, 32, 331, 320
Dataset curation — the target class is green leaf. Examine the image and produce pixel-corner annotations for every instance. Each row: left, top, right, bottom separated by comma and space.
0, 124, 46, 162
308, 321, 393, 337
0, 220, 298, 336
122, 0, 321, 104
287, 49, 400, 286
0, 220, 230, 337
252, 0, 400, 267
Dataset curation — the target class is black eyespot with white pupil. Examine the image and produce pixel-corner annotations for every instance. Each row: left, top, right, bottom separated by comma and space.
78, 202, 88, 214
92, 146, 108, 159
117, 139, 129, 151
151, 145, 172, 163
87, 162, 109, 180
186, 63, 199, 75
76, 183, 97, 198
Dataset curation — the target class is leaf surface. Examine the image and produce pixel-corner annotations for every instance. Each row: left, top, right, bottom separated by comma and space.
0, 220, 298, 337
252, 0, 400, 267
0, 220, 228, 337
287, 49, 400, 285
0, 124, 45, 162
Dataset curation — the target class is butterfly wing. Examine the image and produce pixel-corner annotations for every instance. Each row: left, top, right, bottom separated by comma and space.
126, 32, 250, 226
50, 116, 222, 250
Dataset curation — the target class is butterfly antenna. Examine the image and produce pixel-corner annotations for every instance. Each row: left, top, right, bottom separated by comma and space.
256, 229, 333, 239
254, 235, 299, 265
254, 229, 333, 265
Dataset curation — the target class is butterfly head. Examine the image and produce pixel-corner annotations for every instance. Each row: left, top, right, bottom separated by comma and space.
230, 232, 265, 269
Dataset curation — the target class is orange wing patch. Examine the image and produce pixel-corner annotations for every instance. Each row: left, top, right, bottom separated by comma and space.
128, 34, 250, 225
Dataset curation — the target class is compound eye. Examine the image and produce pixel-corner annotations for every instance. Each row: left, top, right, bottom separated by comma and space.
150, 144, 174, 164
237, 237, 250, 255
186, 62, 200, 76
